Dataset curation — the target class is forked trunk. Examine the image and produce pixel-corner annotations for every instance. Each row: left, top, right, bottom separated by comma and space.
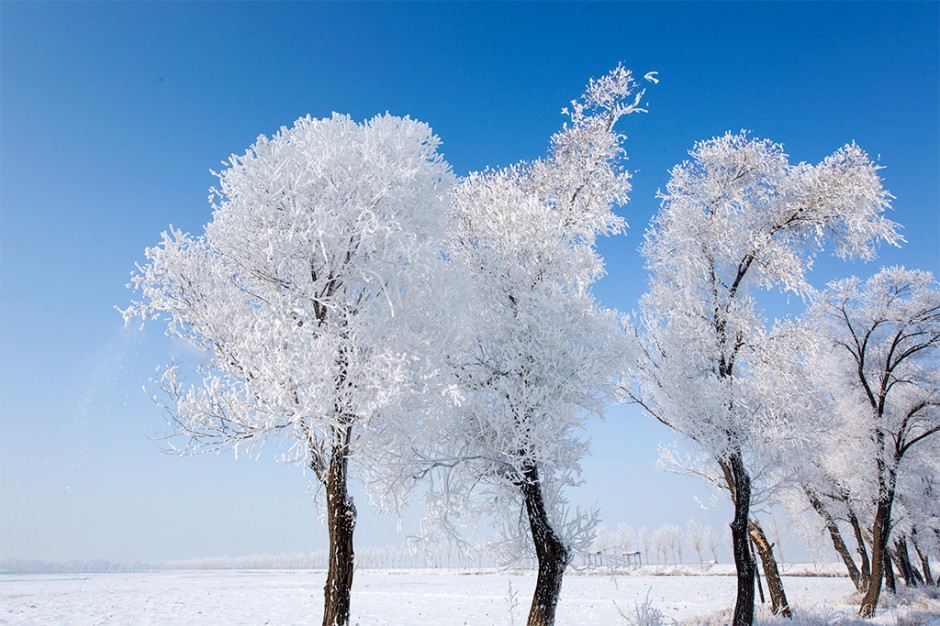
748, 519, 791, 618
806, 489, 863, 592
520, 461, 570, 626
729, 452, 756, 626
322, 430, 357, 626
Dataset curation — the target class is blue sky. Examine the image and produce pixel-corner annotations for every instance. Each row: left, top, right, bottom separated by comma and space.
1, 2, 937, 564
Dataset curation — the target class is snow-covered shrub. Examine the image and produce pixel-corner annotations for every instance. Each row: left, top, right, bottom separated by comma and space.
616, 589, 674, 626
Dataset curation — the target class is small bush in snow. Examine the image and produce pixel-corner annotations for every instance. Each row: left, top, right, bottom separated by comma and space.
616, 588, 674, 626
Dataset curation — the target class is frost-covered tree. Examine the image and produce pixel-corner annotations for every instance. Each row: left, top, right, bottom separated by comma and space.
123, 113, 456, 626
616, 523, 639, 554
638, 526, 652, 566
687, 519, 710, 568
625, 132, 900, 625
652, 526, 670, 566
804, 267, 940, 616
900, 449, 940, 586
425, 66, 651, 626
762, 321, 879, 595
659, 523, 684, 565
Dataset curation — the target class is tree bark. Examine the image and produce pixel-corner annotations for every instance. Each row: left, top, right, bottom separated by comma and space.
322, 426, 356, 626
729, 452, 756, 626
846, 507, 871, 592
910, 532, 935, 586
749, 519, 792, 618
884, 547, 897, 594
860, 497, 896, 617
805, 489, 863, 592
519, 461, 570, 626
752, 541, 765, 604
936, 529, 940, 587
894, 537, 923, 586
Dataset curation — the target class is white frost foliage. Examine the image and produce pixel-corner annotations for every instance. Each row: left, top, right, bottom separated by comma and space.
803, 266, 940, 530
628, 132, 901, 464
645, 133, 900, 299
424, 65, 649, 555
123, 113, 458, 509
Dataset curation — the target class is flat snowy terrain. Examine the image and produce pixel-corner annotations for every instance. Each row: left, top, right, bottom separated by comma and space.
2, 569, 938, 625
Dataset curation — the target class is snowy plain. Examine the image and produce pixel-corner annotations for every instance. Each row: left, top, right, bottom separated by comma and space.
2, 567, 939, 625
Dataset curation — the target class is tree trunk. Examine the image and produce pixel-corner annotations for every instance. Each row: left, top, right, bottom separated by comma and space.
894, 537, 923, 586
859, 499, 891, 617
749, 519, 792, 618
752, 541, 765, 605
884, 547, 897, 594
729, 452, 756, 626
847, 507, 871, 592
805, 489, 863, 592
936, 529, 940, 586
910, 532, 935, 586
519, 461, 570, 626
322, 428, 356, 626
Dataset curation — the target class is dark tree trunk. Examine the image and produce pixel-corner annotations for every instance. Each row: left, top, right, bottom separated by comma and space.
519, 461, 570, 626
752, 542, 765, 604
806, 489, 863, 592
748, 519, 792, 618
894, 537, 923, 586
936, 529, 940, 586
884, 547, 897, 594
322, 427, 356, 626
847, 507, 871, 592
910, 532, 935, 586
860, 500, 891, 617
729, 452, 756, 626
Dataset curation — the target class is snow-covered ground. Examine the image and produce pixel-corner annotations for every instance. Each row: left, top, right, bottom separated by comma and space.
1, 568, 938, 625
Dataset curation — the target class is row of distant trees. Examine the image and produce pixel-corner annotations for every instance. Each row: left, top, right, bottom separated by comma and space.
0, 522, 714, 573
163, 546, 503, 571
124, 64, 939, 626
590, 522, 720, 567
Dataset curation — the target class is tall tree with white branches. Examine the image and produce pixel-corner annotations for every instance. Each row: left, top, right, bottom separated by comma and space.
625, 132, 900, 625
804, 266, 940, 616
423, 66, 652, 626
123, 113, 456, 626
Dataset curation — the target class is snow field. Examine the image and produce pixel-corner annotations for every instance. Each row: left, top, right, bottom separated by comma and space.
3, 569, 937, 625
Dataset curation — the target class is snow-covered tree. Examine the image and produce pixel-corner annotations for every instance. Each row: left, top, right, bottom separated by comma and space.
686, 519, 710, 568
616, 523, 639, 554
625, 132, 900, 625
899, 446, 940, 586
638, 526, 652, 566
591, 524, 619, 552
123, 113, 456, 626
660, 523, 684, 565
425, 65, 651, 626
804, 267, 940, 616
652, 526, 670, 566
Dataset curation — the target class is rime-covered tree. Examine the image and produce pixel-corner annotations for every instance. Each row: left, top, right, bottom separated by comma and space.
123, 113, 456, 626
626, 132, 899, 625
804, 267, 940, 616
425, 66, 651, 626
687, 519, 713, 569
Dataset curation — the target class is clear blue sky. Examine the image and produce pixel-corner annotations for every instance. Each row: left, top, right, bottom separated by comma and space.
1, 2, 937, 564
